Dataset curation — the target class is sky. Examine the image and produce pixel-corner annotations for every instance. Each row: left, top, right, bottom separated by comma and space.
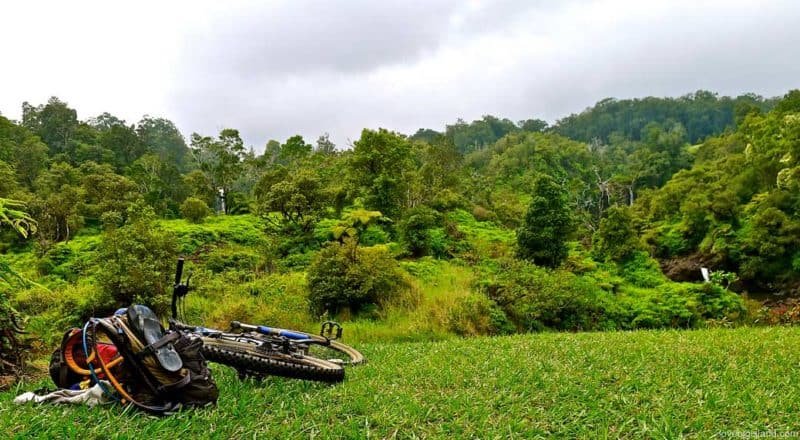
1, 0, 799, 151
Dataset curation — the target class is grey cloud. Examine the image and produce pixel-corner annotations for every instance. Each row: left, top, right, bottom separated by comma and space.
179, 1, 461, 77
164, 0, 800, 150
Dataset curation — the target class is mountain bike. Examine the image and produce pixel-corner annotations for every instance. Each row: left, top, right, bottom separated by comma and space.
169, 258, 365, 383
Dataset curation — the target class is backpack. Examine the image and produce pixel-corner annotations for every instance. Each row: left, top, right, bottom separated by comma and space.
50, 305, 218, 414
49, 327, 123, 389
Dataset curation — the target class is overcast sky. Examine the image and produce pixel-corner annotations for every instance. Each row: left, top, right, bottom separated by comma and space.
1, 0, 799, 150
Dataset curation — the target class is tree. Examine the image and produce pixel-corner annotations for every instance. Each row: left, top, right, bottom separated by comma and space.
190, 129, 246, 214
516, 175, 574, 267
79, 162, 141, 223
519, 118, 548, 132
409, 128, 441, 143
97, 202, 178, 313
314, 133, 336, 155
22, 97, 78, 155
593, 205, 640, 261
99, 123, 148, 169
348, 128, 412, 219
279, 135, 312, 164
128, 154, 188, 216
183, 169, 216, 209
255, 169, 328, 232
0, 116, 49, 188
418, 135, 463, 198
398, 206, 439, 257
31, 162, 84, 242
136, 116, 191, 171
87, 112, 126, 132
262, 140, 281, 165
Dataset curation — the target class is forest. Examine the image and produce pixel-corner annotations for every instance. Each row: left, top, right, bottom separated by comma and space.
1, 89, 799, 380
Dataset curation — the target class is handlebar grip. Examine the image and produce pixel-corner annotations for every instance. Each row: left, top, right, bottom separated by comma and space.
175, 258, 184, 285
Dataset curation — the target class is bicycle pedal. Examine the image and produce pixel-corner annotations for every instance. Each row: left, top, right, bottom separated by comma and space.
320, 321, 343, 340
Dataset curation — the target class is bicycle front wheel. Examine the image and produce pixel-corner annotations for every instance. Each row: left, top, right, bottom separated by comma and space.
201, 337, 345, 383
303, 339, 366, 366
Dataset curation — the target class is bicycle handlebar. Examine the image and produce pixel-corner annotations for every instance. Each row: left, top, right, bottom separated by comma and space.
172, 258, 189, 320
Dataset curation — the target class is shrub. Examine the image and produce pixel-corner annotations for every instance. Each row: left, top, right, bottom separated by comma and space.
307, 238, 408, 315
593, 205, 640, 261
204, 247, 260, 273
180, 197, 212, 223
481, 259, 612, 331
398, 206, 440, 257
97, 203, 178, 314
471, 206, 497, 222
447, 293, 515, 336
619, 283, 744, 329
620, 251, 669, 288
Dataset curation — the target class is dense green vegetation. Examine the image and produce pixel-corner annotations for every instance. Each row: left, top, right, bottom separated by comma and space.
4, 327, 800, 437
1, 89, 799, 389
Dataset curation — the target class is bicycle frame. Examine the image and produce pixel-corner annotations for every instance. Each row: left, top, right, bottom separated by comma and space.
170, 258, 341, 349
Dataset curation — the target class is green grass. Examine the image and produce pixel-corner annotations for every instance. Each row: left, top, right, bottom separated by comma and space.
3, 326, 800, 438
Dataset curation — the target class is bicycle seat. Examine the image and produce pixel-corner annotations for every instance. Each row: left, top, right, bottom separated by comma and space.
127, 305, 183, 372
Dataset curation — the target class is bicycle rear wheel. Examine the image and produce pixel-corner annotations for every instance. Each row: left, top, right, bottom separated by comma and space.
201, 337, 345, 383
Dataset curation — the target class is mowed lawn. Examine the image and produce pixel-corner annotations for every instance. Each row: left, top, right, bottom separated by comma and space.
2, 327, 800, 439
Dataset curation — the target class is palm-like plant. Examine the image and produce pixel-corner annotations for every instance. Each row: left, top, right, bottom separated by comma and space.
0, 198, 36, 381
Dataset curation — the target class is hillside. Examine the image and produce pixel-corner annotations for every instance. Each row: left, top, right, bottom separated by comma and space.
2, 90, 799, 383
3, 326, 799, 438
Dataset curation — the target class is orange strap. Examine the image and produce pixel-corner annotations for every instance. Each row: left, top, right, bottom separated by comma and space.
63, 329, 124, 376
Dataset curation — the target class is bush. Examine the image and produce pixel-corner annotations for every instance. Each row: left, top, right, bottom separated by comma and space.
618, 283, 744, 329
478, 257, 743, 332
593, 205, 640, 261
180, 197, 212, 223
204, 247, 260, 273
97, 203, 178, 314
307, 238, 409, 315
471, 206, 497, 222
481, 259, 613, 331
398, 206, 439, 257
447, 293, 514, 336
0, 288, 24, 378
620, 251, 669, 288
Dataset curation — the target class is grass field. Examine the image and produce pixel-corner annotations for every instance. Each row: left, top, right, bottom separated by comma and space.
2, 326, 800, 439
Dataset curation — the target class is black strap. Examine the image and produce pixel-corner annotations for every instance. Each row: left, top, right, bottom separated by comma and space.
58, 352, 69, 388
157, 372, 192, 392
135, 331, 181, 359
91, 319, 175, 415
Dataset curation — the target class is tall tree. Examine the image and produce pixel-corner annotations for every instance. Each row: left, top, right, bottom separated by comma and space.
348, 128, 412, 219
190, 129, 245, 214
136, 116, 191, 171
315, 133, 336, 155
22, 97, 79, 155
516, 175, 574, 267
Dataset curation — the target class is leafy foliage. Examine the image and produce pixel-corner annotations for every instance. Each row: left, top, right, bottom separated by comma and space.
97, 202, 178, 313
307, 239, 408, 316
593, 205, 640, 261
348, 128, 412, 219
516, 175, 574, 267
398, 206, 440, 257
181, 197, 212, 223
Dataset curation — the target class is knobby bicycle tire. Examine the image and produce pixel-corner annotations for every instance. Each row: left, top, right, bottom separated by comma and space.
304, 339, 366, 366
201, 337, 345, 383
